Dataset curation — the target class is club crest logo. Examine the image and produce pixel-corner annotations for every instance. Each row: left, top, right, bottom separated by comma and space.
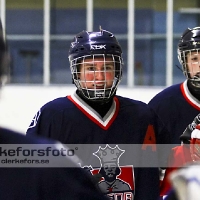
83, 144, 134, 200
93, 144, 124, 166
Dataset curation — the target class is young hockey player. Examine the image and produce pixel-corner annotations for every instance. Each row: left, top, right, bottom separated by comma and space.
149, 27, 200, 145
0, 20, 108, 200
160, 113, 200, 198
27, 28, 170, 200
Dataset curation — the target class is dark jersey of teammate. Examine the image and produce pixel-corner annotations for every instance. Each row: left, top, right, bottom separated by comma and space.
27, 92, 170, 200
0, 127, 108, 200
149, 80, 200, 144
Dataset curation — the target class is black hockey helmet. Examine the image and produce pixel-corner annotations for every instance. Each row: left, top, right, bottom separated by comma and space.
68, 28, 123, 102
178, 27, 200, 89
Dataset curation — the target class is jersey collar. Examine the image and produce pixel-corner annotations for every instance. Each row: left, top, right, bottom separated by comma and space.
67, 93, 119, 130
181, 80, 200, 110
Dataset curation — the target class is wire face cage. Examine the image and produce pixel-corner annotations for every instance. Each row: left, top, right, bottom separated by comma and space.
179, 49, 200, 88
70, 54, 123, 101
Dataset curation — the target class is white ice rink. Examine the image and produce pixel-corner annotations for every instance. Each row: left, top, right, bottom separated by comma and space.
0, 84, 165, 133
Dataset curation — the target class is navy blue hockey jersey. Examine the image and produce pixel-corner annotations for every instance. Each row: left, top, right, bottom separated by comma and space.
149, 80, 200, 144
0, 127, 108, 200
27, 92, 170, 200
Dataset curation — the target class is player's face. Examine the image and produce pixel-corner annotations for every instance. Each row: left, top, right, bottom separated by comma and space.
79, 57, 115, 90
187, 50, 200, 78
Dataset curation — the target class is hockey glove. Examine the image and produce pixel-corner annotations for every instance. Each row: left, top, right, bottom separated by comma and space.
180, 113, 200, 144
190, 124, 200, 162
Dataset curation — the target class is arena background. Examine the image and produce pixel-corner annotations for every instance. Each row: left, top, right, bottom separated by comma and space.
0, 0, 199, 133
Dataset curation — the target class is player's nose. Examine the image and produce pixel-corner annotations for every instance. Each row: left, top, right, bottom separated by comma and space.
95, 69, 105, 80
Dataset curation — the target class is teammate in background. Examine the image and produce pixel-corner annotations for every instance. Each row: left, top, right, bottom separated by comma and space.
148, 27, 200, 195
149, 27, 200, 145
26, 28, 170, 200
0, 21, 108, 200
160, 113, 200, 198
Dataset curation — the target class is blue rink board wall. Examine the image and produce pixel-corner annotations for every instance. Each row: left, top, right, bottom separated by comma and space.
6, 8, 192, 85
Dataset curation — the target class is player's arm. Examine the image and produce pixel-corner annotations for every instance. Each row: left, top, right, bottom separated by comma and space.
136, 122, 160, 200
26, 108, 53, 137
26, 109, 41, 136
180, 113, 200, 144
160, 113, 200, 198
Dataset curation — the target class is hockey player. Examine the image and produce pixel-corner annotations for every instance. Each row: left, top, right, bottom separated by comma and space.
0, 21, 108, 200
26, 28, 171, 200
149, 27, 200, 145
160, 113, 200, 198
148, 27, 200, 199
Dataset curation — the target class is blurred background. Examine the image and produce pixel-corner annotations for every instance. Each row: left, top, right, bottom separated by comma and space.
2, 0, 199, 86
0, 0, 199, 132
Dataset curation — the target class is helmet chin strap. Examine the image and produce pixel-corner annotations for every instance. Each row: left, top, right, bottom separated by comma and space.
188, 71, 200, 89
190, 80, 200, 89
187, 80, 200, 100
79, 88, 115, 104
76, 89, 114, 118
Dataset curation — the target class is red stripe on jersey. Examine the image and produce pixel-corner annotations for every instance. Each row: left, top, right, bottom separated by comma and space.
67, 95, 119, 130
180, 82, 200, 111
